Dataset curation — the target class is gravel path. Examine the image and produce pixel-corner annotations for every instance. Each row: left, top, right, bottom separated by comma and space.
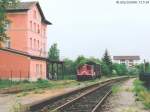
0, 94, 17, 112
0, 87, 78, 112
100, 78, 149, 112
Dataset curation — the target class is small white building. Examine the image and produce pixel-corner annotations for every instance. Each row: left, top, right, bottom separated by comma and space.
113, 56, 140, 67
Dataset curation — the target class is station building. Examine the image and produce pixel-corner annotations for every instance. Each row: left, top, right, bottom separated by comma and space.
0, 1, 52, 81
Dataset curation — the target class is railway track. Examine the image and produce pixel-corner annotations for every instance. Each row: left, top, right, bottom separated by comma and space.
29, 77, 128, 112
51, 81, 116, 112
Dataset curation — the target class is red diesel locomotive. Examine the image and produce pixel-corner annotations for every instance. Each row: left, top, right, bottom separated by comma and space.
77, 62, 101, 80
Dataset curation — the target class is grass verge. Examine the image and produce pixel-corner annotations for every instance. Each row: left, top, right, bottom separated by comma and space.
10, 100, 29, 112
133, 79, 150, 109
112, 85, 121, 94
0, 76, 120, 96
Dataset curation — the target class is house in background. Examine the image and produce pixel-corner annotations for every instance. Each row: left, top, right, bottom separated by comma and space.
113, 56, 140, 67
0, 1, 51, 81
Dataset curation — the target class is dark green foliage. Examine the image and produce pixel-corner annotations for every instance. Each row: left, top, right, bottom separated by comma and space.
48, 43, 60, 61
137, 62, 150, 84
128, 68, 139, 76
145, 62, 150, 73
36, 79, 50, 88
0, 0, 19, 42
64, 58, 75, 74
63, 58, 76, 79
137, 64, 145, 73
63, 74, 76, 80
0, 79, 13, 88
112, 63, 128, 76
63, 56, 103, 79
0, 79, 52, 90
88, 57, 101, 64
137, 62, 150, 74
74, 55, 87, 68
133, 80, 150, 109
48, 43, 60, 78
102, 49, 112, 67
101, 62, 111, 76
101, 49, 113, 75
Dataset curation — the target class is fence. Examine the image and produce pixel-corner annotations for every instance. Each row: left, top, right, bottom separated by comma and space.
0, 70, 30, 81
139, 72, 150, 88
0, 70, 77, 81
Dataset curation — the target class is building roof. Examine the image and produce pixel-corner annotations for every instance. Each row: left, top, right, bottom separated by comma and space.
0, 48, 47, 61
6, 1, 52, 25
113, 56, 140, 60
0, 48, 64, 64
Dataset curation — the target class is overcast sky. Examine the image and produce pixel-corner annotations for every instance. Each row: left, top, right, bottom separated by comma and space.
22, 0, 150, 61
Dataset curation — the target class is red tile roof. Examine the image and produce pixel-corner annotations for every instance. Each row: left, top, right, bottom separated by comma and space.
6, 1, 52, 25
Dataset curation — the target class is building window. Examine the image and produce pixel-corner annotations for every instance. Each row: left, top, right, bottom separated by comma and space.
34, 39, 36, 50
120, 60, 125, 65
5, 39, 11, 48
30, 21, 32, 30
30, 38, 32, 49
41, 27, 43, 36
38, 24, 40, 34
34, 10, 37, 19
34, 23, 36, 32
37, 40, 39, 50
129, 60, 133, 62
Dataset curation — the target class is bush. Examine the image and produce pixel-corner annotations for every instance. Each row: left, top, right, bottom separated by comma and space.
112, 70, 117, 76
0, 80, 18, 89
112, 63, 128, 76
101, 62, 111, 76
22, 80, 30, 83
37, 78, 49, 83
36, 79, 51, 88
128, 68, 139, 76
133, 80, 146, 93
133, 80, 150, 109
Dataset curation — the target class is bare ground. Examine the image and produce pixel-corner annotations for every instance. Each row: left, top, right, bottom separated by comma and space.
0, 87, 78, 112
100, 79, 149, 112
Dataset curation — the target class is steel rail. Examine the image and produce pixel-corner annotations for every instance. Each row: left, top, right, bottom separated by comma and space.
28, 77, 128, 112
91, 90, 112, 112
50, 81, 119, 112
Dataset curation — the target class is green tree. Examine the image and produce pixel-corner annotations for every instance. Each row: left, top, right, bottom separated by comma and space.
0, 0, 19, 42
63, 58, 76, 79
112, 63, 128, 76
101, 49, 112, 75
137, 61, 150, 73
102, 49, 112, 66
101, 62, 111, 76
145, 62, 150, 73
88, 57, 101, 64
48, 43, 60, 61
137, 64, 145, 73
74, 55, 87, 68
128, 67, 139, 76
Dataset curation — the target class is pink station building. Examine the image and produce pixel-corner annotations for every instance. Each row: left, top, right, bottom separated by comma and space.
0, 1, 51, 81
